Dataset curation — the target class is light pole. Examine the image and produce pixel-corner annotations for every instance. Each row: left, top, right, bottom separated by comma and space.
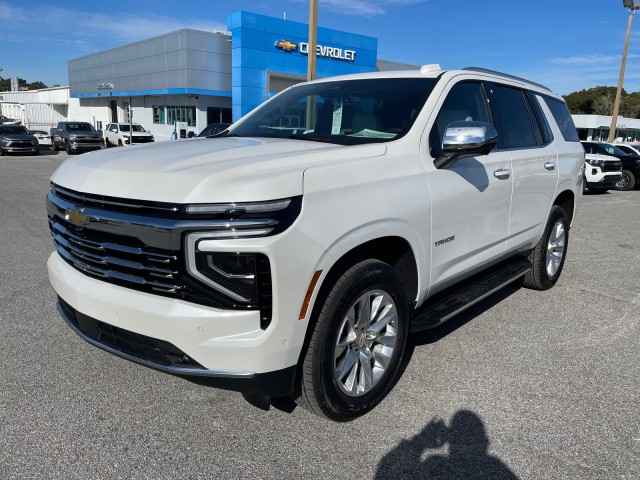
609, 0, 640, 143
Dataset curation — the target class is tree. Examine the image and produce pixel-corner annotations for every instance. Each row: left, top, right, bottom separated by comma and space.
0, 76, 48, 91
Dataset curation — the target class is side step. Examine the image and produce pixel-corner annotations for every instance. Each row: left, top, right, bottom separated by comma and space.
410, 257, 531, 332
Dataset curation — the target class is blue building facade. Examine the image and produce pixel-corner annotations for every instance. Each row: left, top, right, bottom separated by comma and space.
65, 11, 403, 138
228, 11, 378, 120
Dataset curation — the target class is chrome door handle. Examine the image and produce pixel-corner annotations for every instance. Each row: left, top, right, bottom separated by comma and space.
493, 168, 511, 179
544, 162, 556, 170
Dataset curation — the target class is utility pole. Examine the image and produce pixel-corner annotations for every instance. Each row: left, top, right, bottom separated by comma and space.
305, 0, 318, 130
307, 0, 318, 81
609, 1, 640, 143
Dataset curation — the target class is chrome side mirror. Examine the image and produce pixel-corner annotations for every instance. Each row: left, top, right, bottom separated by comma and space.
434, 121, 498, 169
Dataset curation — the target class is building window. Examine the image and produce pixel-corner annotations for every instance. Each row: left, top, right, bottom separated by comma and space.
153, 105, 195, 126
153, 106, 165, 124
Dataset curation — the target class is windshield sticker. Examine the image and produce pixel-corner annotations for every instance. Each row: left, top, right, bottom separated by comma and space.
331, 98, 344, 135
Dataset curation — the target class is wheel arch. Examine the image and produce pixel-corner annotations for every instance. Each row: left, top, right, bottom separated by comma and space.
553, 189, 575, 226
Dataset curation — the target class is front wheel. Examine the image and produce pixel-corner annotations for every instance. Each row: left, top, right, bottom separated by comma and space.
615, 170, 636, 191
522, 206, 569, 291
65, 141, 72, 155
297, 259, 409, 421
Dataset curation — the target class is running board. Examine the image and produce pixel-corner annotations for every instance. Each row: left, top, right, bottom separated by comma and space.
410, 257, 531, 332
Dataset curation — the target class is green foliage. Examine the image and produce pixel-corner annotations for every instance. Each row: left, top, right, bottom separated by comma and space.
0, 76, 48, 91
563, 86, 640, 118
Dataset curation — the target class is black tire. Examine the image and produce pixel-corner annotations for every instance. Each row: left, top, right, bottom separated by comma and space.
522, 206, 569, 291
297, 259, 409, 421
65, 141, 72, 155
615, 169, 636, 191
117, 139, 123, 147
0, 149, 5, 156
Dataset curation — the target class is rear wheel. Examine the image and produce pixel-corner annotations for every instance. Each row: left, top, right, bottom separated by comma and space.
522, 206, 569, 291
615, 170, 636, 191
297, 259, 409, 421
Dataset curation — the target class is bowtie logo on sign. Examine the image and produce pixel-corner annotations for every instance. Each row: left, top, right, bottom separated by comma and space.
275, 40, 298, 52
275, 40, 356, 62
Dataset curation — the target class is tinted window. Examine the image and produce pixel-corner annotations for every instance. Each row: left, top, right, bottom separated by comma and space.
543, 97, 579, 142
0, 125, 30, 135
65, 123, 95, 132
528, 93, 553, 144
488, 85, 536, 149
430, 81, 491, 156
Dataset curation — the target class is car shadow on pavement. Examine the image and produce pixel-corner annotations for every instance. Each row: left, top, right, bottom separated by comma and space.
374, 410, 519, 479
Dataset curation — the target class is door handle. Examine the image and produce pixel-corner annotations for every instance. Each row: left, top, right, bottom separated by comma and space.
493, 168, 511, 179
544, 162, 556, 170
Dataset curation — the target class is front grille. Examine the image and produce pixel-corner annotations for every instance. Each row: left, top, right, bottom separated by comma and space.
132, 137, 154, 143
75, 136, 101, 143
603, 162, 622, 172
50, 217, 181, 295
47, 184, 275, 326
10, 141, 33, 148
59, 297, 205, 370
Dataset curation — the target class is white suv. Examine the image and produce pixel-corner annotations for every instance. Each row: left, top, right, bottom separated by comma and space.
104, 123, 154, 146
47, 66, 584, 421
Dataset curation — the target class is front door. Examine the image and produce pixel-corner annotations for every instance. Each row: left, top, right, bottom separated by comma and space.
425, 80, 512, 292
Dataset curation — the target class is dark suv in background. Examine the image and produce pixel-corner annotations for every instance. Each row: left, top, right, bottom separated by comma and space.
581, 141, 640, 191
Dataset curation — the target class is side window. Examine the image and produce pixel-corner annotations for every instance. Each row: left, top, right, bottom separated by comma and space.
527, 92, 554, 145
430, 81, 491, 157
542, 96, 580, 142
582, 143, 595, 154
487, 84, 536, 149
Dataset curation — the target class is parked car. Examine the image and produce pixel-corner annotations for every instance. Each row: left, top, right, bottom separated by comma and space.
0, 124, 39, 155
581, 141, 640, 190
583, 152, 622, 193
197, 123, 231, 137
47, 66, 584, 421
104, 123, 154, 146
614, 143, 640, 156
31, 130, 54, 149
0, 115, 21, 125
51, 122, 102, 154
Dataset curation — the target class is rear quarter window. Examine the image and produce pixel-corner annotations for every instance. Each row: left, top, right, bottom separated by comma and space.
543, 97, 579, 142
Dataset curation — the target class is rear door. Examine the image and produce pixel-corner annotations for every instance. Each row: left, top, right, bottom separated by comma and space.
484, 83, 559, 252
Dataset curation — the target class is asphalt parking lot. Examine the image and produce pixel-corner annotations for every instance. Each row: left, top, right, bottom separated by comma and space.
1, 150, 638, 479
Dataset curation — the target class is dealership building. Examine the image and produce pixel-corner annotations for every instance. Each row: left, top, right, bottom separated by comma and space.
1, 11, 416, 140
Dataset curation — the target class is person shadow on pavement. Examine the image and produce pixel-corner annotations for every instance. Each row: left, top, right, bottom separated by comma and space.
375, 410, 519, 480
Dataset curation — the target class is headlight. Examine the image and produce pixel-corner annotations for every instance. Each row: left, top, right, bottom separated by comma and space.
32, 139, 38, 146
69, 134, 77, 141
1, 139, 10, 146
587, 158, 604, 166
184, 197, 301, 305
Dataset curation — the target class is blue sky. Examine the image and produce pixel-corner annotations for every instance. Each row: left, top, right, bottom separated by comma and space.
1, 0, 639, 95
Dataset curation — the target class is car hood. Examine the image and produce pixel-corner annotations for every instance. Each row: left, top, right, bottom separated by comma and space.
51, 136, 386, 203
585, 153, 616, 162
1, 134, 36, 141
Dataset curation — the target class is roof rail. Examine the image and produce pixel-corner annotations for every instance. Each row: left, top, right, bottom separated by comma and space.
462, 67, 551, 92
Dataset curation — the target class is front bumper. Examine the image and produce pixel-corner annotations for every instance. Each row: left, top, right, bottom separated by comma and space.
56, 296, 296, 396
2, 145, 38, 153
47, 221, 328, 393
587, 173, 621, 188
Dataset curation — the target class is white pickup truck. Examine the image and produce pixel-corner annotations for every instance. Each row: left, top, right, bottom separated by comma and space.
47, 66, 584, 421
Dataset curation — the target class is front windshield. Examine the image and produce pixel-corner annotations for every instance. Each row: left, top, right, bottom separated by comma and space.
0, 126, 30, 135
230, 78, 438, 145
120, 125, 147, 132
66, 123, 95, 132
604, 144, 629, 156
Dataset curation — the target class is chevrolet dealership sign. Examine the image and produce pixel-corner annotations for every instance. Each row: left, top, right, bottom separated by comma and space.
275, 40, 356, 62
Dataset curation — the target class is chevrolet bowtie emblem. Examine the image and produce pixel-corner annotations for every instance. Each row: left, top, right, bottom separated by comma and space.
275, 40, 298, 52
65, 208, 90, 227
